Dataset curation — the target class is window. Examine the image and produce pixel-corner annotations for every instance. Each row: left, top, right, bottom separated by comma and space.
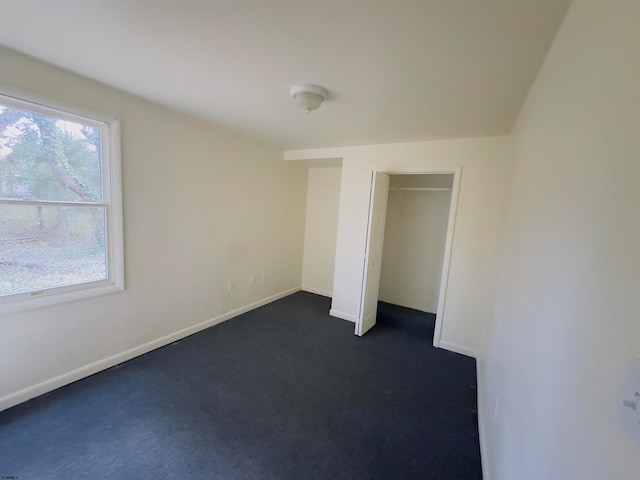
0, 90, 124, 313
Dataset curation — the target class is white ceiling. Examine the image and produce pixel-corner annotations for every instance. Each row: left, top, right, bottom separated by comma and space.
0, 0, 571, 150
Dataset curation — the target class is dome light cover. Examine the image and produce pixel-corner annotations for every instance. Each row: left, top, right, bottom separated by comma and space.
290, 84, 329, 114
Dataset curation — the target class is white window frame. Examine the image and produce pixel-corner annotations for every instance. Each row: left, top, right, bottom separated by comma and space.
0, 87, 124, 315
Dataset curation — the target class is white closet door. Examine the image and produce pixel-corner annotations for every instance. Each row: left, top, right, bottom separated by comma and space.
356, 171, 390, 336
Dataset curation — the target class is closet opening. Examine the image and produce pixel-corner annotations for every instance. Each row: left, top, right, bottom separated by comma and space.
379, 173, 453, 341
357, 169, 460, 349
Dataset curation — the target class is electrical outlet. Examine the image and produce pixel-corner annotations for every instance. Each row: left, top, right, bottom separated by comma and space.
260, 273, 266, 283
228, 281, 235, 292
250, 275, 255, 285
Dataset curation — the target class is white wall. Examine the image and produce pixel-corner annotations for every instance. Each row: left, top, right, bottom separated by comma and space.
0, 46, 307, 410
287, 136, 512, 356
301, 167, 341, 297
379, 184, 451, 313
480, 1, 640, 479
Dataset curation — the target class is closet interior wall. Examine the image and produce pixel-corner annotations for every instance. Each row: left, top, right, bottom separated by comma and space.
379, 174, 453, 313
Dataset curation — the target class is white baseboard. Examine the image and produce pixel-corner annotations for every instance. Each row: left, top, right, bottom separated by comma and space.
476, 359, 491, 480
0, 286, 301, 412
437, 340, 478, 358
329, 308, 357, 323
301, 285, 332, 298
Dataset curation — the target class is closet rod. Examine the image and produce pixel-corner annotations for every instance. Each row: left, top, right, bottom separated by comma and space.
389, 187, 452, 191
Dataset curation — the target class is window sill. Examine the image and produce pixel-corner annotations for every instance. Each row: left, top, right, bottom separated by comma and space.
0, 283, 124, 316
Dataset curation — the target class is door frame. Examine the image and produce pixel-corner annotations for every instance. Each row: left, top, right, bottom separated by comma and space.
377, 166, 462, 349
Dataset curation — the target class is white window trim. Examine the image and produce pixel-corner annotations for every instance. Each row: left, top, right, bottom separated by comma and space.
0, 88, 125, 315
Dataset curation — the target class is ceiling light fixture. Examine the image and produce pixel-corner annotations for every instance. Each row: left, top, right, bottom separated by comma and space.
290, 84, 328, 114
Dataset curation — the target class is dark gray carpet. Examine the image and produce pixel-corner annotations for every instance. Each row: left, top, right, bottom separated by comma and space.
0, 292, 481, 479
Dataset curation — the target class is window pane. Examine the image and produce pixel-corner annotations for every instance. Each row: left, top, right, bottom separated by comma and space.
0, 204, 107, 296
0, 104, 103, 203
